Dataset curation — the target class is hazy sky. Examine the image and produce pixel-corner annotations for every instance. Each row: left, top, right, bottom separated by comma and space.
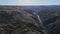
0, 0, 60, 5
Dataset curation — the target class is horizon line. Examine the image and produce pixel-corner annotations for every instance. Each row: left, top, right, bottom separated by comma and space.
0, 4, 60, 6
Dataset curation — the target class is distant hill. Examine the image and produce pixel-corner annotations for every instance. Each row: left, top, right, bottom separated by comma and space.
0, 5, 60, 12
20, 5, 60, 12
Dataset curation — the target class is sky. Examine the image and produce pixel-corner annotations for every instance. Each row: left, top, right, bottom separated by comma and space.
0, 0, 60, 5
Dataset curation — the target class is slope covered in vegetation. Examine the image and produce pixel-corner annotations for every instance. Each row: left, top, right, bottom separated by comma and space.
0, 6, 60, 34
0, 7, 42, 34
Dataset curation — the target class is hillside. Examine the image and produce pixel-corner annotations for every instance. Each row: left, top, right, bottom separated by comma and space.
38, 9, 60, 34
0, 7, 43, 34
0, 6, 60, 34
